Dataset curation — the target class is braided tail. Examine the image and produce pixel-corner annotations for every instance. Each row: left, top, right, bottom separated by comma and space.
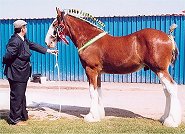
168, 24, 179, 66
171, 42, 179, 66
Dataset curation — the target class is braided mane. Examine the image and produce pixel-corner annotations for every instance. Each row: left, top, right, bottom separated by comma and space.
64, 9, 105, 30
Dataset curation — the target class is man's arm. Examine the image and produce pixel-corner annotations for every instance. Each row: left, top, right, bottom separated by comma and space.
3, 40, 19, 64
26, 39, 47, 54
26, 39, 58, 54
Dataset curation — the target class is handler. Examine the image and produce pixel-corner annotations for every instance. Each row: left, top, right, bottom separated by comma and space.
3, 20, 58, 125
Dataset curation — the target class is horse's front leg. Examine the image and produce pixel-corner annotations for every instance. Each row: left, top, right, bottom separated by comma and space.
97, 74, 105, 119
84, 66, 101, 122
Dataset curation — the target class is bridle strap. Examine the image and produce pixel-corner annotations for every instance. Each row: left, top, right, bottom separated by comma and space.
62, 14, 73, 41
56, 14, 72, 44
78, 32, 107, 52
57, 31, 69, 44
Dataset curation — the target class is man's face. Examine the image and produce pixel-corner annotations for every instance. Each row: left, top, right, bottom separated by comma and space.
21, 25, 27, 35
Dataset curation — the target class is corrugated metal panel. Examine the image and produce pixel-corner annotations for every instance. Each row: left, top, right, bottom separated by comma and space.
0, 15, 185, 84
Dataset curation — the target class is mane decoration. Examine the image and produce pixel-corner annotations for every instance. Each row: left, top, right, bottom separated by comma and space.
64, 9, 105, 30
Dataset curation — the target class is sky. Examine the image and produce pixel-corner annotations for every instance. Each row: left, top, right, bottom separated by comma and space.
0, 0, 185, 19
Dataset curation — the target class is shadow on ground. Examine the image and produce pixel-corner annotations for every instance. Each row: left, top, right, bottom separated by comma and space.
27, 102, 153, 120
0, 109, 9, 120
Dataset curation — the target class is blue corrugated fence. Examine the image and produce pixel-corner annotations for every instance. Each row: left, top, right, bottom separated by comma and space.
0, 15, 185, 84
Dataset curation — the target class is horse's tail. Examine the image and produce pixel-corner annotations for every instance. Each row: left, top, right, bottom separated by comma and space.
171, 42, 179, 66
168, 24, 179, 66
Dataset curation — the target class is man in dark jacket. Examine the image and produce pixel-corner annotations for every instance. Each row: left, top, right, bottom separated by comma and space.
3, 20, 58, 125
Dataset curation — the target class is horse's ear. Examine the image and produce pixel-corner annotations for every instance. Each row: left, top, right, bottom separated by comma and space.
56, 7, 62, 16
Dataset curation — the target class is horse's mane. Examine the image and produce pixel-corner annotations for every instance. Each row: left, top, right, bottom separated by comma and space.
64, 9, 105, 31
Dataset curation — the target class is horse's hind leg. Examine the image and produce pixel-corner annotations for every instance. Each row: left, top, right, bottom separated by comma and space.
157, 71, 182, 127
97, 74, 105, 119
83, 66, 101, 122
159, 84, 170, 123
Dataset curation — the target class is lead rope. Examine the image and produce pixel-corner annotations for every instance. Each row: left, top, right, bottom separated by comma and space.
54, 52, 62, 114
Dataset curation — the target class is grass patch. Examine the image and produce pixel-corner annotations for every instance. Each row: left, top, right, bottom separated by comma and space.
0, 118, 184, 134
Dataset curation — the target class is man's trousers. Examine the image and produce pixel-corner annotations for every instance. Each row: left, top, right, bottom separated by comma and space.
8, 79, 28, 124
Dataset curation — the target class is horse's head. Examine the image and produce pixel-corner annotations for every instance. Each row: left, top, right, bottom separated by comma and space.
45, 8, 69, 48
45, 8, 106, 48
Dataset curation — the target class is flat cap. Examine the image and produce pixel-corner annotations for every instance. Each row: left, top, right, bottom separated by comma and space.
13, 20, 27, 28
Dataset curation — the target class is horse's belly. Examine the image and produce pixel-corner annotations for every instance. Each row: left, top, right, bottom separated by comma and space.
102, 63, 143, 74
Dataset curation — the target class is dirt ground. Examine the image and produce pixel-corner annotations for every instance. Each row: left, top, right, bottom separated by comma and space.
0, 79, 185, 123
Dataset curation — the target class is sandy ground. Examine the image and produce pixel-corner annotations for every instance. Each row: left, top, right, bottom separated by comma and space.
0, 79, 185, 123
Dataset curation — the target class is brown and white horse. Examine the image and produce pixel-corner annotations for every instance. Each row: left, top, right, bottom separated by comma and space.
45, 8, 182, 127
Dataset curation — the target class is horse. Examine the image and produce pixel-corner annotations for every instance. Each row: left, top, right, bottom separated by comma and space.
45, 8, 182, 127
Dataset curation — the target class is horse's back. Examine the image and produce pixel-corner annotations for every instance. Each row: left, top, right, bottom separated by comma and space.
135, 28, 170, 41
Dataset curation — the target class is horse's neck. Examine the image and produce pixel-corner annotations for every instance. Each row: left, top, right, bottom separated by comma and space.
66, 15, 103, 49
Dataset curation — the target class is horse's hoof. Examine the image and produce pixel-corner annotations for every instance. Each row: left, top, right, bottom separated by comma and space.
159, 115, 166, 123
100, 114, 105, 119
84, 113, 100, 122
163, 116, 180, 127
99, 109, 105, 119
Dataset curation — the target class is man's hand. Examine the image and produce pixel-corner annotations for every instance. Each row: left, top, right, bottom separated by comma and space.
47, 49, 59, 54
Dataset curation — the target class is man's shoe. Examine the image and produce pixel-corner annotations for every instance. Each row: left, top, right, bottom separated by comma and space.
28, 115, 34, 119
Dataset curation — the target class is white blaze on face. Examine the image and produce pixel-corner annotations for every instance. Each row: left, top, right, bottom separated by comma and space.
45, 19, 58, 48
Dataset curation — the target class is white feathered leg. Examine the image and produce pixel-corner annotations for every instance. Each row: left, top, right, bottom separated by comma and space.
84, 85, 101, 122
158, 73, 182, 127
159, 85, 170, 122
97, 87, 105, 119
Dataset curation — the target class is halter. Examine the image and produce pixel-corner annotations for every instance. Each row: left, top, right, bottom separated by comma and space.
56, 23, 69, 44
